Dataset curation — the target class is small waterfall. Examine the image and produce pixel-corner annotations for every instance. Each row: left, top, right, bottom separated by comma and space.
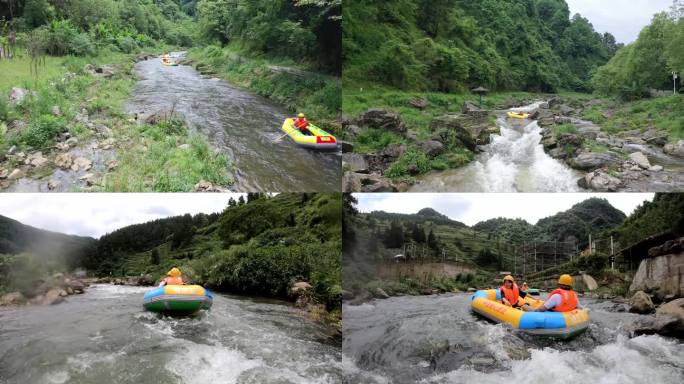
411, 103, 581, 192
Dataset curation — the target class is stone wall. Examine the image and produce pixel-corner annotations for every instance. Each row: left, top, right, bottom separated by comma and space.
629, 237, 684, 300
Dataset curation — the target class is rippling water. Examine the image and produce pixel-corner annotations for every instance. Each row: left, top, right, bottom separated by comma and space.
411, 103, 580, 192
0, 284, 342, 383
126, 56, 341, 192
343, 293, 684, 384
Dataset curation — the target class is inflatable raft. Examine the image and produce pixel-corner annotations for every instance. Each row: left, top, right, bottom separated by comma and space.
470, 289, 589, 339
507, 111, 529, 119
161, 55, 179, 66
143, 285, 213, 315
281, 118, 337, 150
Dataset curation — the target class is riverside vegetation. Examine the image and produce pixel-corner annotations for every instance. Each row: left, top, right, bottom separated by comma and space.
0, 0, 341, 191
342, 0, 684, 192
0, 193, 342, 335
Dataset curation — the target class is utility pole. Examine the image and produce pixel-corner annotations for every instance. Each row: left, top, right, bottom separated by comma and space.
674, 72, 679, 95
610, 236, 615, 271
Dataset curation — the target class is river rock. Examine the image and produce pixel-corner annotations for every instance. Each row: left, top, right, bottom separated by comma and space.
430, 113, 491, 151
0, 168, 8, 179
578, 170, 623, 192
649, 165, 664, 172
71, 157, 92, 172
642, 129, 669, 146
629, 291, 655, 314
26, 152, 48, 168
343, 153, 369, 173
655, 298, 684, 337
373, 287, 390, 299
419, 140, 445, 157
47, 179, 61, 190
630, 237, 684, 300
291, 281, 312, 296
569, 152, 620, 171
41, 289, 65, 305
54, 153, 73, 169
382, 143, 406, 160
359, 174, 396, 193
356, 109, 406, 134
348, 290, 373, 305
664, 140, 684, 158
193, 180, 229, 192
7, 168, 24, 180
339, 140, 354, 153
342, 171, 361, 192
0, 292, 26, 306
409, 98, 429, 110
9, 87, 29, 104
629, 152, 651, 169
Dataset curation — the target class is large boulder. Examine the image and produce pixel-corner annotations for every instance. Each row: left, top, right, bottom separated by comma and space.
409, 98, 429, 110
419, 140, 445, 157
381, 143, 406, 160
342, 153, 369, 173
655, 298, 684, 337
41, 289, 65, 305
373, 287, 390, 299
67, 279, 86, 293
578, 170, 623, 192
664, 140, 684, 158
642, 129, 669, 147
356, 109, 406, 134
629, 291, 655, 314
430, 113, 492, 151
0, 291, 26, 306
628, 152, 651, 169
342, 172, 396, 193
291, 281, 312, 296
569, 152, 620, 171
629, 237, 684, 300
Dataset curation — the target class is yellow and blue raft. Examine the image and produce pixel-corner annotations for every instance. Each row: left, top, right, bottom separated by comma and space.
281, 118, 338, 150
470, 289, 590, 339
507, 111, 529, 119
143, 284, 213, 315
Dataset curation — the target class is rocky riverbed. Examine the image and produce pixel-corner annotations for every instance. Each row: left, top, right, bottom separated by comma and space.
342, 96, 684, 192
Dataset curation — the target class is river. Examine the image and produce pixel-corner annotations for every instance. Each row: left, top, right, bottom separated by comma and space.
410, 103, 581, 192
0, 284, 343, 384
126, 56, 341, 192
343, 293, 684, 384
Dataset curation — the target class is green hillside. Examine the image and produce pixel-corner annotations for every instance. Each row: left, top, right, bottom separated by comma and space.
343, 0, 616, 92
0, 214, 95, 295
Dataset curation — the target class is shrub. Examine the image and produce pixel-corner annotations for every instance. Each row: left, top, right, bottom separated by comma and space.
23, 115, 65, 147
385, 149, 432, 179
115, 36, 139, 53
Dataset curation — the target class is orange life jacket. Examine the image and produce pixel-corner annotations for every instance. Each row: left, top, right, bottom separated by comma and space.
500, 283, 520, 306
163, 276, 184, 285
294, 117, 309, 130
549, 288, 578, 312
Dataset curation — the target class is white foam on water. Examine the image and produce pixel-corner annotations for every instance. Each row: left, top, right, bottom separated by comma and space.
423, 335, 684, 384
341, 354, 392, 384
166, 341, 262, 384
40, 370, 70, 384
65, 350, 126, 374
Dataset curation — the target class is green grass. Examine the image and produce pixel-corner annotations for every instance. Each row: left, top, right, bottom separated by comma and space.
579, 94, 684, 140
354, 128, 405, 154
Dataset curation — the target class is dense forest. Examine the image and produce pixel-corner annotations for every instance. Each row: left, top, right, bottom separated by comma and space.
0, 0, 340, 72
1, 193, 342, 313
343, 0, 618, 92
612, 193, 684, 246
344, 0, 684, 98
474, 198, 627, 248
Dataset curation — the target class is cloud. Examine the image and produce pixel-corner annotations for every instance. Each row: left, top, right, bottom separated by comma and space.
0, 194, 242, 238
355, 193, 654, 226
566, 0, 673, 43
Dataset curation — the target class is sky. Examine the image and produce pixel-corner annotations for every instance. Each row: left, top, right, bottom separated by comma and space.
0, 194, 243, 238
566, 0, 673, 43
355, 193, 654, 226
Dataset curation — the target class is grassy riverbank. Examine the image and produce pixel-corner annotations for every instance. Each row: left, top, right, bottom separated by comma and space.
0, 48, 232, 191
187, 44, 342, 135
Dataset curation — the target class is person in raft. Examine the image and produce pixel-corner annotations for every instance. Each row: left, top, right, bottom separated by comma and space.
159, 267, 184, 287
293, 112, 312, 136
500, 275, 528, 308
523, 274, 582, 312
521, 282, 529, 293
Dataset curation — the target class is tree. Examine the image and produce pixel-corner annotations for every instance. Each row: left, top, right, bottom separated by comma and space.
150, 248, 160, 265
427, 228, 439, 255
23, 0, 55, 28
228, 197, 236, 207
383, 220, 404, 249
411, 222, 425, 243
238, 195, 245, 206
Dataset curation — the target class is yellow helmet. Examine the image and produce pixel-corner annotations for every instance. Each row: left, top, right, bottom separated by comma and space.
298, 113, 305, 118
522, 282, 528, 287
503, 275, 514, 283
167, 267, 181, 277
559, 274, 573, 287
